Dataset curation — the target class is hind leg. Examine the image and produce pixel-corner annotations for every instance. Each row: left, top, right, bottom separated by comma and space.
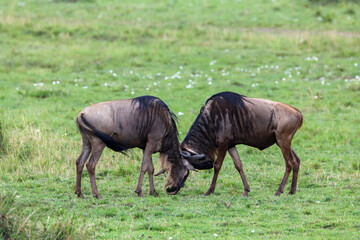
289, 147, 301, 195
75, 133, 91, 198
86, 139, 105, 198
228, 147, 250, 197
275, 139, 295, 196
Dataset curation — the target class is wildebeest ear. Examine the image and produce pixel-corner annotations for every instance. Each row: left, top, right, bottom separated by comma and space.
154, 169, 166, 176
183, 159, 197, 172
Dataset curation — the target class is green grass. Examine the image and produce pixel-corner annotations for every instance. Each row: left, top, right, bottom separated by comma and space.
1, 0, 360, 239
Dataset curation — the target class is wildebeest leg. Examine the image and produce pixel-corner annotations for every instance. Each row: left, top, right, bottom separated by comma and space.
275, 140, 293, 196
289, 147, 301, 195
86, 140, 105, 198
135, 143, 157, 197
75, 133, 91, 198
228, 147, 250, 197
147, 155, 158, 197
204, 148, 227, 196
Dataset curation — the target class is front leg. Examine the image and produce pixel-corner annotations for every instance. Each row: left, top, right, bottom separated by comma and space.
135, 144, 158, 197
228, 147, 250, 197
204, 148, 227, 196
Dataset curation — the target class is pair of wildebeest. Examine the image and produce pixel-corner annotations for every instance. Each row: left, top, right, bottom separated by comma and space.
75, 91, 303, 198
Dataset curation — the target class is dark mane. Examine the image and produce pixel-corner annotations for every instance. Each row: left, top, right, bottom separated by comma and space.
206, 91, 247, 112
132, 96, 178, 136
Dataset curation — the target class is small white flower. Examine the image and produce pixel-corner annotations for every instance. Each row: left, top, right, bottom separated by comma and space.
168, 83, 172, 86
109, 70, 113, 73
179, 66, 183, 69
168, 238, 173, 240
314, 96, 318, 99
251, 230, 255, 233
113, 73, 117, 77
130, 70, 133, 74
178, 112, 184, 116
131, 91, 134, 95
16, 195, 20, 198
146, 87, 149, 91
354, 63, 358, 67
35, 129, 40, 133
210, 60, 216, 65
316, 201, 320, 203
275, 81, 279, 84
83, 86, 88, 89
208, 81, 212, 85
214, 233, 218, 237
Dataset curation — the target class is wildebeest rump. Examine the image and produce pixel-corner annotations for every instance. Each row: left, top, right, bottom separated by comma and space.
75, 96, 194, 198
180, 92, 303, 197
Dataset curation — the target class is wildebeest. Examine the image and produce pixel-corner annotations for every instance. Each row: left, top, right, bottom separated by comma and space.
180, 92, 303, 197
75, 96, 195, 198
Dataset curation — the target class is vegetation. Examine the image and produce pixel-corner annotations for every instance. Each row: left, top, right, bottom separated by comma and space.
1, 0, 359, 238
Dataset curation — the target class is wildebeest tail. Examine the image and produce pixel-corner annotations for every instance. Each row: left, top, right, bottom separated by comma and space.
79, 114, 130, 153
298, 111, 304, 130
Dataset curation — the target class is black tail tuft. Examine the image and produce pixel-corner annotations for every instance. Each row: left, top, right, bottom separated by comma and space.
80, 114, 130, 154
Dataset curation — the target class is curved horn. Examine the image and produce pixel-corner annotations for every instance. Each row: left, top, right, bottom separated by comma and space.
189, 153, 205, 160
180, 151, 191, 158
183, 159, 197, 172
181, 151, 206, 160
154, 169, 166, 176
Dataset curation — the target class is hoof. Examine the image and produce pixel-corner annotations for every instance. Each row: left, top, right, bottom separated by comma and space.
241, 193, 249, 198
150, 191, 159, 197
275, 191, 283, 196
203, 191, 213, 196
93, 194, 102, 199
135, 190, 144, 198
75, 192, 84, 198
288, 191, 296, 195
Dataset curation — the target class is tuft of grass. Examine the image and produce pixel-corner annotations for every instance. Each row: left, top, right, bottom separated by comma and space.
0, 192, 91, 239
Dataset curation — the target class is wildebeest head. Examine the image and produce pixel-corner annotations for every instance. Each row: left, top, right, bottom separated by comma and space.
155, 153, 195, 195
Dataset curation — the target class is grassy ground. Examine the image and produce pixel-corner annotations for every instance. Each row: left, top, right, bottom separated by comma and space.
1, 0, 360, 239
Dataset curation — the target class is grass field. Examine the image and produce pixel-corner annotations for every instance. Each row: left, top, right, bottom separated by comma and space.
1, 0, 360, 239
